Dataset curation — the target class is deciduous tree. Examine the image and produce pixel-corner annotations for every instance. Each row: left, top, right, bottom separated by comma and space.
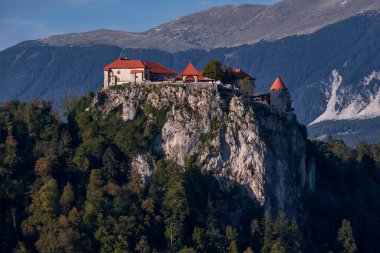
204, 59, 223, 81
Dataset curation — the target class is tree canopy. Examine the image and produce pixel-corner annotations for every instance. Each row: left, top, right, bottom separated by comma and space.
203, 59, 223, 81
0, 96, 379, 252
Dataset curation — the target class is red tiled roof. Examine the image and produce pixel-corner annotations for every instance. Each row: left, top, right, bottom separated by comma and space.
177, 71, 213, 82
145, 62, 176, 75
104, 58, 176, 76
178, 70, 207, 81
104, 58, 145, 71
130, 69, 144, 74
197, 71, 206, 80
180, 62, 199, 76
184, 76, 196, 82
233, 69, 255, 80
270, 76, 288, 91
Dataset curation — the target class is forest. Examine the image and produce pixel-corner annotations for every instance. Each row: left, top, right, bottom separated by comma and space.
0, 93, 379, 253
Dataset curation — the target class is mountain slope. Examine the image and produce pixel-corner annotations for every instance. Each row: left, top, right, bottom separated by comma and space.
123, 12, 380, 126
40, 0, 380, 52
0, 42, 122, 104
147, 0, 380, 50
0, 12, 379, 144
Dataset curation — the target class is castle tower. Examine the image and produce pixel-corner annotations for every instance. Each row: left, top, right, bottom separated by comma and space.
180, 62, 199, 82
270, 76, 292, 112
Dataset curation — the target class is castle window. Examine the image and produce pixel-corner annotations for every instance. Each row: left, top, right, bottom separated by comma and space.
117, 71, 120, 74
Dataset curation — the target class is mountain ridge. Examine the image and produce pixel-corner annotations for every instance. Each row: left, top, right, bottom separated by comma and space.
38, 0, 380, 52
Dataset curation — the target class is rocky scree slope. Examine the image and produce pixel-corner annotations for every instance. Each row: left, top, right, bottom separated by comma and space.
93, 83, 315, 218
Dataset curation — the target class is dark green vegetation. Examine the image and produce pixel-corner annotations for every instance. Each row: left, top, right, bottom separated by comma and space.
239, 78, 256, 97
0, 95, 380, 253
304, 138, 380, 253
308, 117, 380, 147
203, 59, 223, 81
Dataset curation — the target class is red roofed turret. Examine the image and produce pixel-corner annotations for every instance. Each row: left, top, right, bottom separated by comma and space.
270, 76, 288, 91
181, 62, 199, 76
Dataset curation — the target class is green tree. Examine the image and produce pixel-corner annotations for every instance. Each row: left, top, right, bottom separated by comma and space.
262, 213, 304, 253
12, 242, 30, 253
83, 169, 107, 230
95, 215, 129, 253
21, 178, 60, 249
239, 77, 256, 96
135, 236, 151, 253
262, 215, 275, 253
203, 59, 223, 81
178, 247, 197, 253
4, 135, 18, 168
61, 94, 78, 114
221, 66, 235, 84
192, 226, 207, 252
35, 214, 92, 253
226, 225, 239, 253
36, 178, 60, 216
101, 147, 126, 182
337, 219, 357, 253
163, 169, 189, 250
60, 183, 75, 214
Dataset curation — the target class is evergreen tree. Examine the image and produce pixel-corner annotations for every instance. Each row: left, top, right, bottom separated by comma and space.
262, 213, 304, 253
262, 215, 274, 253
83, 169, 107, 230
162, 165, 189, 250
12, 242, 30, 253
337, 219, 357, 253
192, 226, 207, 252
226, 225, 239, 253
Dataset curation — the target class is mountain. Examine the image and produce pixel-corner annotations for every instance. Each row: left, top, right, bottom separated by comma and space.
123, 10, 380, 146
146, 0, 380, 50
1, 11, 380, 145
40, 0, 380, 52
0, 42, 122, 104
1, 1, 380, 145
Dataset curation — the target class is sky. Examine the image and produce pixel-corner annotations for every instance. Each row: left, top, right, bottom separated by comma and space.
0, 0, 279, 50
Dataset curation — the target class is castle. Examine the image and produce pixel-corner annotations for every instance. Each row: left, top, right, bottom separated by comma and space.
103, 57, 176, 88
253, 76, 294, 113
176, 62, 254, 84
103, 57, 293, 113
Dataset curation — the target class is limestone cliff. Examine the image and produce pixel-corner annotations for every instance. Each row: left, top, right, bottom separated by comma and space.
93, 83, 315, 218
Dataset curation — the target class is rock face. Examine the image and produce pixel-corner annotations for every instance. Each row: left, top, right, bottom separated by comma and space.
131, 153, 155, 184
93, 83, 315, 218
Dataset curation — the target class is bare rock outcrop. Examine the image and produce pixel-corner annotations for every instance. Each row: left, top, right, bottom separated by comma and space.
93, 83, 315, 218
